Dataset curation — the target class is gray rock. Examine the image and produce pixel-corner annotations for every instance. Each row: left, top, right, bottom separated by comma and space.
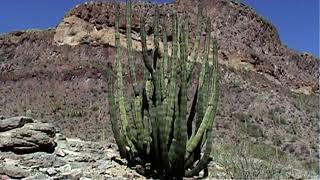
0, 118, 56, 153
56, 164, 72, 174
55, 133, 67, 141
21, 152, 66, 168
46, 167, 58, 176
0, 162, 30, 178
54, 148, 67, 157
21, 173, 52, 180
74, 154, 96, 163
0, 116, 33, 132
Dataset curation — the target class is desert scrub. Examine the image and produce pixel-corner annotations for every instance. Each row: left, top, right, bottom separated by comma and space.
49, 101, 63, 113
63, 108, 84, 118
240, 121, 264, 138
268, 106, 288, 126
25, 109, 32, 118
213, 135, 317, 179
106, 0, 220, 179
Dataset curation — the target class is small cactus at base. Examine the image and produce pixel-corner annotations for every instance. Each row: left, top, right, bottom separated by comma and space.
106, 0, 220, 179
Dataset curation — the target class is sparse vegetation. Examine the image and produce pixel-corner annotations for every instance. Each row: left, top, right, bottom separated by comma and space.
269, 106, 287, 125
240, 121, 264, 138
213, 133, 317, 179
63, 108, 84, 118
26, 109, 32, 117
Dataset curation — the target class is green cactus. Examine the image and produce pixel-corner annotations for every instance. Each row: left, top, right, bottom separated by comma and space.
106, 0, 220, 179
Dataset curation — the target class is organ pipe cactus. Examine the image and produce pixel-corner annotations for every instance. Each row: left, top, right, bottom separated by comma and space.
106, 0, 220, 179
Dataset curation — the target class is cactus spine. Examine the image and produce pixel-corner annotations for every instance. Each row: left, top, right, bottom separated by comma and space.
106, 0, 220, 179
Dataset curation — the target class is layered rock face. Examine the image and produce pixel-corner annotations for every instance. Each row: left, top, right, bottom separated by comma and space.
0, 0, 318, 174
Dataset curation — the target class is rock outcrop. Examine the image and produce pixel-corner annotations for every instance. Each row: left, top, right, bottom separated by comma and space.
0, 116, 56, 154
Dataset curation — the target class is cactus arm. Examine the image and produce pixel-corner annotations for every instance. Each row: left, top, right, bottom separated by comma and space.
159, 98, 170, 174
186, 44, 219, 174
153, 6, 161, 105
153, 6, 160, 65
132, 97, 145, 151
125, 0, 146, 153
209, 38, 218, 92
115, 1, 127, 138
185, 17, 189, 53
185, 127, 213, 177
140, 13, 155, 110
185, 90, 215, 159
189, 18, 211, 141
158, 31, 169, 165
186, 35, 219, 160
172, 23, 188, 178
153, 4, 161, 155
140, 15, 154, 74
158, 24, 171, 174
106, 63, 128, 158
142, 56, 153, 109
115, 2, 136, 156
143, 109, 151, 154
187, 1, 203, 82
167, 13, 179, 177
197, 18, 212, 128
167, 10, 178, 165
126, 0, 139, 96
160, 25, 169, 100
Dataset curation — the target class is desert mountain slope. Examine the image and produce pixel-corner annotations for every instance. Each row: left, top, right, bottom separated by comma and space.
0, 0, 319, 173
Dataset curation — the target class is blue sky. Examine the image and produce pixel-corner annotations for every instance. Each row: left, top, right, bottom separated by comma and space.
0, 0, 318, 57
242, 0, 319, 57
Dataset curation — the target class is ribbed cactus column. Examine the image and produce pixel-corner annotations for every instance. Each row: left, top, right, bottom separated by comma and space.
125, 0, 146, 154
115, 1, 137, 157
106, 63, 127, 158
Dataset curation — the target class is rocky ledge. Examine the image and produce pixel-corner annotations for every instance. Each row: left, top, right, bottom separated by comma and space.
0, 116, 56, 154
0, 116, 145, 179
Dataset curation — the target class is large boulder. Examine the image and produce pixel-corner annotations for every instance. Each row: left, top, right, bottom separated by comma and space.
0, 116, 56, 154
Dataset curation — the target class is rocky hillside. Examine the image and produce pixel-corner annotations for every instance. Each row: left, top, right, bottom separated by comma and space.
0, 0, 319, 176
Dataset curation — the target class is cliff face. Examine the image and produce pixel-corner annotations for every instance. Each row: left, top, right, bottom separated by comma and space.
0, 0, 318, 171
58, 0, 319, 92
